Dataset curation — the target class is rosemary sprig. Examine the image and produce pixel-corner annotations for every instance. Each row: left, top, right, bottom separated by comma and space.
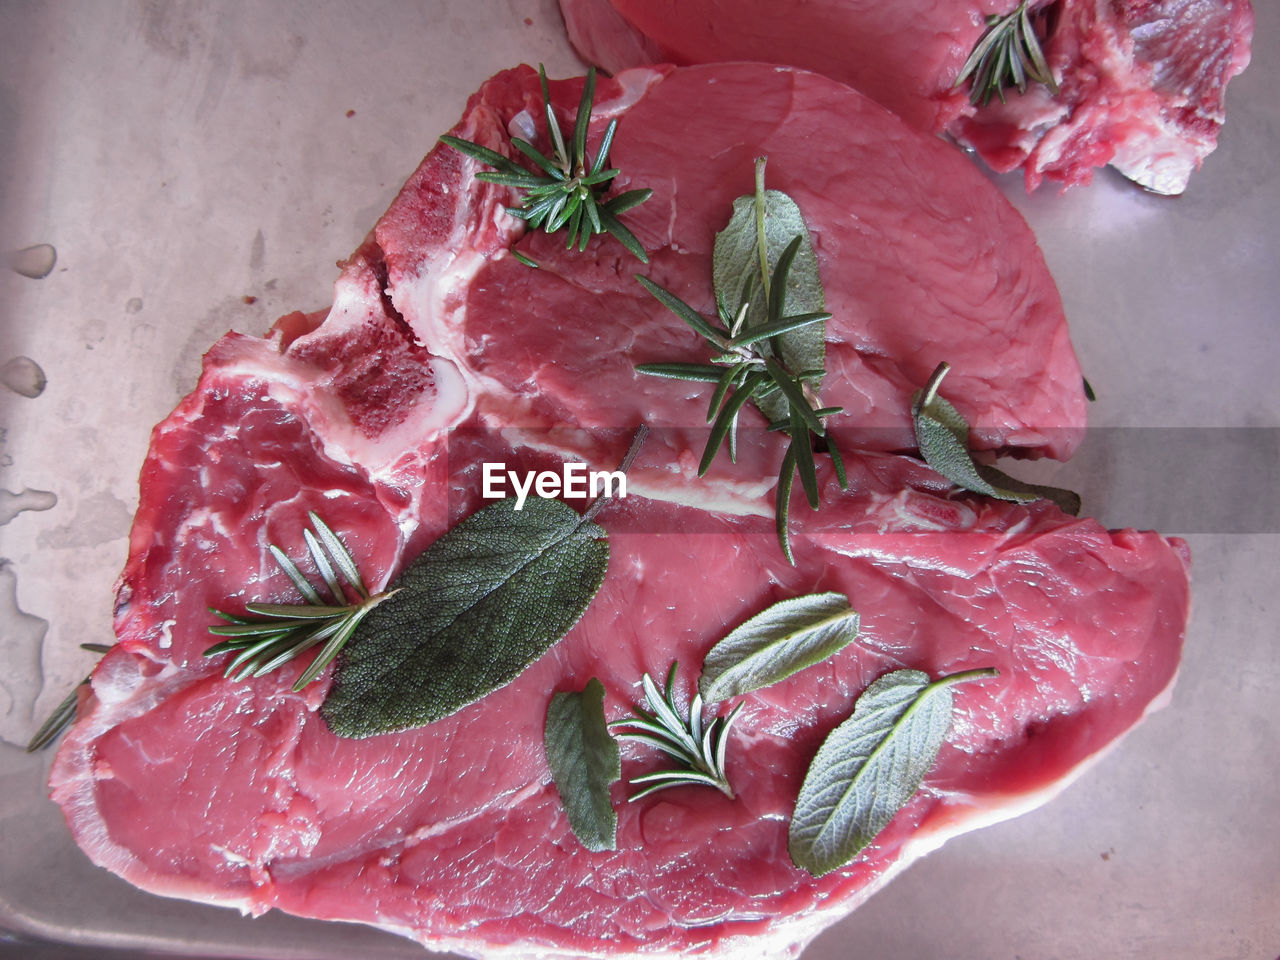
955, 0, 1059, 107
25, 643, 112, 752
440, 65, 651, 263
635, 233, 842, 563
204, 512, 390, 691
611, 662, 742, 800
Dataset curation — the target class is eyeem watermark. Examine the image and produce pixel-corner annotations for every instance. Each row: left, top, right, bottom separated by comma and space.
482, 462, 627, 510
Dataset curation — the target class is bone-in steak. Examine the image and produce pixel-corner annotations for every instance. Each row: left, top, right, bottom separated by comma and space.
50, 64, 1187, 959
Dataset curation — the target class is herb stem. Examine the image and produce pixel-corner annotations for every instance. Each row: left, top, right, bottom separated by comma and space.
920, 361, 950, 411
582, 423, 649, 523
753, 157, 771, 309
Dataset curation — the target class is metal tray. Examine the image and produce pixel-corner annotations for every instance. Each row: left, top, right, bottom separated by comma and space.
1, 2, 1276, 958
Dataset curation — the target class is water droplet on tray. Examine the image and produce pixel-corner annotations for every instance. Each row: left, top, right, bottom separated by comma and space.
0, 357, 47, 398
8, 243, 57, 279
0, 560, 49, 745
0, 488, 57, 526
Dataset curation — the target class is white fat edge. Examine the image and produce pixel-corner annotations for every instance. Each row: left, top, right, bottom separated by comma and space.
967, 81, 1067, 169
1108, 121, 1198, 194
590, 64, 666, 119
507, 109, 536, 142
492, 424, 774, 519
49, 650, 229, 899
395, 251, 781, 520
89, 647, 186, 711
888, 656, 1184, 873
628, 471, 774, 519
402, 780, 544, 850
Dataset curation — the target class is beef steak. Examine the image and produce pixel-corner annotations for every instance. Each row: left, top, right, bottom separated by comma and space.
50, 64, 1188, 958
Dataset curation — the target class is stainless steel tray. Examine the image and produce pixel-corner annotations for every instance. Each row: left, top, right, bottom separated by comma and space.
1, 2, 1276, 958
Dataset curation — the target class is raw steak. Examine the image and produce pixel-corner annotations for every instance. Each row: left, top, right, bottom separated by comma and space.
49, 64, 1189, 958
380, 62, 1086, 475
559, 0, 1255, 193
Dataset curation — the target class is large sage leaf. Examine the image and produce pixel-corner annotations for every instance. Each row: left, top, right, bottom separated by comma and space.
713, 160, 824, 422
545, 678, 620, 852
322, 497, 608, 738
699, 593, 859, 703
788, 667, 997, 877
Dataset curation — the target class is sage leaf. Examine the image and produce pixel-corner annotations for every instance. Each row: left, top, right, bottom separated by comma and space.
713, 158, 824, 422
974, 463, 1082, 516
322, 497, 608, 739
789, 667, 998, 877
699, 593, 859, 703
545, 678, 620, 852
912, 362, 1037, 504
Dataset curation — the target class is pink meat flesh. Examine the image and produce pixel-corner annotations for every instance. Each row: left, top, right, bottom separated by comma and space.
50, 64, 1188, 959
379, 63, 1085, 474
559, 0, 1254, 193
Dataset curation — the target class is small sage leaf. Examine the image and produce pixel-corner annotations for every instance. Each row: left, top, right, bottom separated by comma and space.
975, 463, 1082, 516
545, 678, 620, 852
788, 666, 998, 878
713, 158, 825, 422
912, 363, 1036, 504
322, 497, 608, 738
699, 592, 860, 703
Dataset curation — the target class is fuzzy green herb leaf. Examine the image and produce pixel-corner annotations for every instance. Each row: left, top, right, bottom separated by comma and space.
545, 677, 620, 852
635, 157, 845, 563
974, 463, 1082, 516
789, 667, 999, 877
912, 362, 1079, 512
713, 158, 826, 420
322, 497, 609, 739
699, 593, 860, 703
441, 65, 651, 262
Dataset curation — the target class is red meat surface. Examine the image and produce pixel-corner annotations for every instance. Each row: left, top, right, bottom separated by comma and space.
379, 62, 1085, 473
50, 64, 1188, 958
559, 0, 1254, 193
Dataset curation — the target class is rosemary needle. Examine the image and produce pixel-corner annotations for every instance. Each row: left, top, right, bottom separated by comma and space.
612, 662, 741, 800
204, 513, 390, 691
956, 0, 1059, 107
441, 65, 651, 262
